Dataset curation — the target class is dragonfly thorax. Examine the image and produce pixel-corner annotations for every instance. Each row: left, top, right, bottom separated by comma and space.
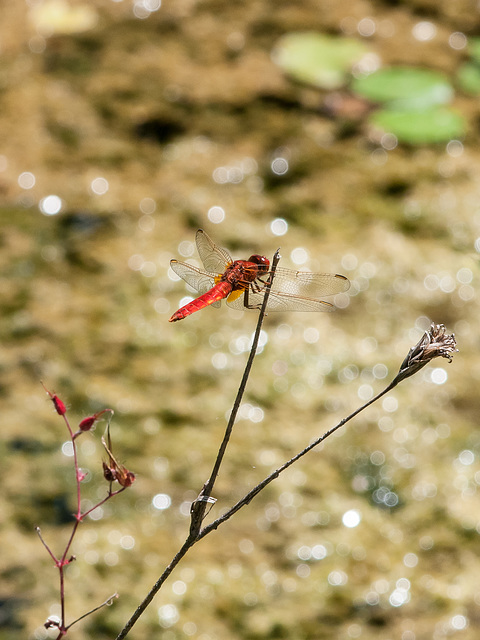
218, 257, 269, 291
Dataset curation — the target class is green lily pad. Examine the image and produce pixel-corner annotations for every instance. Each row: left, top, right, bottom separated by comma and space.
352, 67, 453, 111
370, 107, 466, 145
457, 61, 480, 95
468, 37, 480, 65
29, 0, 98, 35
272, 32, 368, 91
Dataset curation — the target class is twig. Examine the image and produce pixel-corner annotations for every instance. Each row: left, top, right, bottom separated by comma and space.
197, 380, 397, 539
189, 248, 281, 536
194, 324, 458, 537
65, 593, 119, 631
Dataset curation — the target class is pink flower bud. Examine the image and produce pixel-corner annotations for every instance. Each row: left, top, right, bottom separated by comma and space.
78, 409, 110, 432
41, 382, 67, 415
52, 396, 67, 415
79, 416, 96, 431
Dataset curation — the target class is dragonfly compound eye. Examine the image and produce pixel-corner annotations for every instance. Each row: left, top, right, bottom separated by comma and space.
248, 254, 270, 272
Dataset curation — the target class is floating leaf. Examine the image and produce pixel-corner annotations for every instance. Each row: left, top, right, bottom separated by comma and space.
352, 67, 453, 111
272, 32, 368, 91
370, 107, 466, 145
457, 62, 480, 95
467, 37, 480, 65
29, 0, 98, 36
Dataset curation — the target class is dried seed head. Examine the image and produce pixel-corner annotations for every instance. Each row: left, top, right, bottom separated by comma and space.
102, 434, 136, 488
103, 461, 117, 483
118, 470, 136, 488
396, 323, 458, 384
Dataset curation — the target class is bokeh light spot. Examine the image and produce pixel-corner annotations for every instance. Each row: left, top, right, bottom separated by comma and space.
152, 493, 172, 510
90, 177, 109, 195
290, 247, 308, 265
39, 195, 62, 216
270, 218, 288, 236
208, 206, 225, 223
271, 157, 289, 175
342, 509, 361, 528
412, 21, 436, 41
18, 172, 36, 189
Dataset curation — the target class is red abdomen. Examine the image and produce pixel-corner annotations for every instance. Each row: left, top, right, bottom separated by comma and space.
169, 281, 233, 322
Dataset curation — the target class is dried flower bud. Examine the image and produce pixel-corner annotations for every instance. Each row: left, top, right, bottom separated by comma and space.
118, 470, 136, 488
395, 323, 458, 384
103, 461, 136, 487
41, 382, 67, 415
102, 433, 136, 489
103, 461, 117, 483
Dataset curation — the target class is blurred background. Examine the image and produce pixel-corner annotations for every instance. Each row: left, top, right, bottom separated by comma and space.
1, 1, 479, 639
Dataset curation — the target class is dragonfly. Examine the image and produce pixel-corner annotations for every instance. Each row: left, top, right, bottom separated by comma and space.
169, 229, 350, 322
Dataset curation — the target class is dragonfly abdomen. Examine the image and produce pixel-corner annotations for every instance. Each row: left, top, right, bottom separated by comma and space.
169, 281, 233, 322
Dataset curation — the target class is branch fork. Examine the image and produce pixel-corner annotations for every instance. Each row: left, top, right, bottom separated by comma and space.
115, 247, 458, 640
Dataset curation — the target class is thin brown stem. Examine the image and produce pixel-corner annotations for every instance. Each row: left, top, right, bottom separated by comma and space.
65, 593, 118, 631
189, 250, 281, 537
35, 526, 58, 563
197, 379, 399, 539
116, 250, 281, 639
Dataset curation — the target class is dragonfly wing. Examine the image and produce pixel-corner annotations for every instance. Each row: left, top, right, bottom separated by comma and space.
226, 267, 349, 312
226, 288, 336, 312
170, 260, 218, 295
271, 267, 350, 297
196, 229, 234, 274
265, 291, 336, 311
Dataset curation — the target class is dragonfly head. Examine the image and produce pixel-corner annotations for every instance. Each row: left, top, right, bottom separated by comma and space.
248, 254, 270, 273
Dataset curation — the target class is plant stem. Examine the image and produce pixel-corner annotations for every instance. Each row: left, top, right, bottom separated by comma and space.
115, 363, 397, 639
197, 379, 399, 539
189, 249, 281, 536
114, 314, 458, 638
115, 249, 281, 639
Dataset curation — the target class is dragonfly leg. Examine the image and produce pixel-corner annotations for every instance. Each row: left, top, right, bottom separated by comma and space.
243, 285, 262, 310
243, 278, 270, 310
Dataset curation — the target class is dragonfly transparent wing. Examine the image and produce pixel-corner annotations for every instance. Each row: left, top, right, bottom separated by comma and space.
170, 260, 222, 307
195, 229, 233, 274
271, 267, 350, 296
226, 269, 349, 312
226, 289, 336, 312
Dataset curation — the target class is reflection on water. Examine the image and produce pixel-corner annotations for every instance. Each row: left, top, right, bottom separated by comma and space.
1, 0, 479, 638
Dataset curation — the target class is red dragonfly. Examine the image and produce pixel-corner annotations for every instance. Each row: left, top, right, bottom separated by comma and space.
169, 229, 350, 322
